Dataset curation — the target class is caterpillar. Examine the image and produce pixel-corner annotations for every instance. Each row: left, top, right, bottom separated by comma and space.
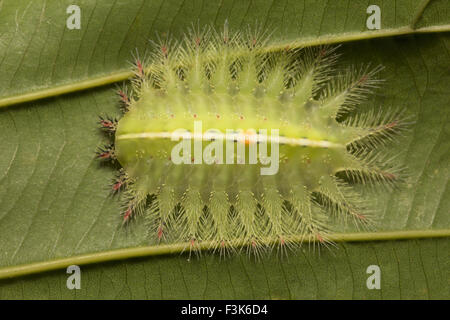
97, 23, 411, 255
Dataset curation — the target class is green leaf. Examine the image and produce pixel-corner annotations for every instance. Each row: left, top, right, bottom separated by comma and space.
0, 0, 448, 299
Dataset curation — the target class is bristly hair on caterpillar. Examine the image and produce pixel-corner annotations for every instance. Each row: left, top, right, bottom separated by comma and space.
96, 22, 413, 256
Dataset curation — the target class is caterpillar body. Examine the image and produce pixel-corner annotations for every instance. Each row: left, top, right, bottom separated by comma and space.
97, 24, 410, 255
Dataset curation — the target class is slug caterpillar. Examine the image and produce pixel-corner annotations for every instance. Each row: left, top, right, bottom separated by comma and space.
97, 24, 410, 254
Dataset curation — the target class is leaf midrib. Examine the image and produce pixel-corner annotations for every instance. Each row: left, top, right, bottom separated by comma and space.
0, 229, 449, 281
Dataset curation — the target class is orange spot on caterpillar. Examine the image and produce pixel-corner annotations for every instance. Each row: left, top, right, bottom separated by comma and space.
243, 130, 257, 145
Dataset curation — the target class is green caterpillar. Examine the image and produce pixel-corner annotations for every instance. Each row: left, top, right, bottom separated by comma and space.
97, 24, 410, 254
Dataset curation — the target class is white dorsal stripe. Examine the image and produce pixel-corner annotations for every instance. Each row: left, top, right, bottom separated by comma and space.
117, 132, 343, 149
